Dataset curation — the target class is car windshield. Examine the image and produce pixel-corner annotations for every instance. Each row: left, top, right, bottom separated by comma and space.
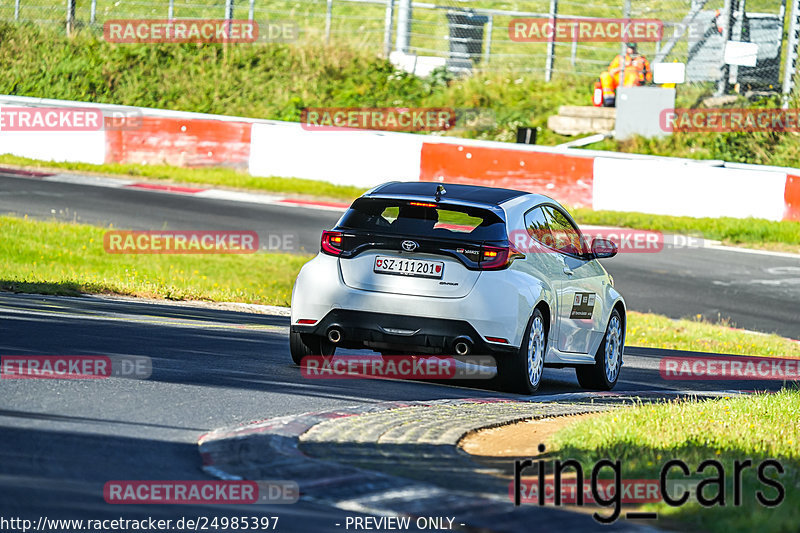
339, 198, 507, 241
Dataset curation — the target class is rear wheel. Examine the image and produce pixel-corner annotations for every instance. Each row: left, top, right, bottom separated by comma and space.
576, 309, 623, 390
289, 331, 335, 365
497, 309, 546, 394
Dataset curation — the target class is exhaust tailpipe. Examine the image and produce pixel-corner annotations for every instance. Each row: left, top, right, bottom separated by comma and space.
327, 327, 343, 344
453, 337, 472, 356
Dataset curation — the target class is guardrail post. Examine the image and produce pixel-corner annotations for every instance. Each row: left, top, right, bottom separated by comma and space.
483, 14, 493, 64
325, 0, 333, 43
383, 0, 395, 57
728, 0, 744, 89
782, 0, 800, 106
66, 0, 75, 35
395, 0, 411, 53
715, 0, 735, 95
570, 36, 577, 65
544, 0, 557, 81
225, 0, 234, 35
620, 0, 630, 56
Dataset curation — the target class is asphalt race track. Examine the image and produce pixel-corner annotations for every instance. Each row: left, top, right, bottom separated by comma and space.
1, 169, 799, 531
1, 170, 798, 338
0, 292, 788, 531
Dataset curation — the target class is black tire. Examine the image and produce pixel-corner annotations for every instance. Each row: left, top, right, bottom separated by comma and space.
576, 308, 624, 390
496, 308, 547, 394
289, 331, 335, 365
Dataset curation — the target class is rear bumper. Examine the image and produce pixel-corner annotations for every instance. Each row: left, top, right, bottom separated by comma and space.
292, 309, 517, 355
291, 254, 547, 348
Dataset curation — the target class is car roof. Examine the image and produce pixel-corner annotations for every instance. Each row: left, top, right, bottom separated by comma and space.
366, 181, 534, 206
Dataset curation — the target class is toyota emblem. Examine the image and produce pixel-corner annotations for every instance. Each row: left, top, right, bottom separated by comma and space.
401, 240, 419, 252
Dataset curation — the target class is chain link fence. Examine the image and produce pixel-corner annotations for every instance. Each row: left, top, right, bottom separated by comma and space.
0, 0, 797, 96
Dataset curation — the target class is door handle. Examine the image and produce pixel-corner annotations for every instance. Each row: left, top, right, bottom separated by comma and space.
563, 267, 574, 275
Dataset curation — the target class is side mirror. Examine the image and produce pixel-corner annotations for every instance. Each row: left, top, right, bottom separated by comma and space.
591, 237, 618, 259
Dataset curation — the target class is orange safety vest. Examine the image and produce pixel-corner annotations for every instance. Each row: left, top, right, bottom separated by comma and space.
608, 53, 652, 85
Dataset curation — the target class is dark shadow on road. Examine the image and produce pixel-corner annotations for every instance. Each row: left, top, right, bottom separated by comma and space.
0, 424, 370, 532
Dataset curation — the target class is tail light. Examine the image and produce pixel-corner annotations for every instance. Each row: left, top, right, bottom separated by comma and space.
479, 244, 525, 270
321, 230, 343, 256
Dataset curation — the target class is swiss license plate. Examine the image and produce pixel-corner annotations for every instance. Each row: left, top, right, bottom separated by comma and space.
374, 256, 444, 279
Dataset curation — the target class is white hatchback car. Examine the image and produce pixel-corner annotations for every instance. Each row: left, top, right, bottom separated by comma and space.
290, 182, 626, 393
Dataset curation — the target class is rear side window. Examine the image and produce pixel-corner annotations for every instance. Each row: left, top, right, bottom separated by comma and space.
339, 198, 506, 241
542, 206, 586, 256
524, 205, 586, 256
524, 206, 549, 243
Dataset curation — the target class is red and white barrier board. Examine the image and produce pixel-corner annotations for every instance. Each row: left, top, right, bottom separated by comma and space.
106, 117, 252, 168
418, 141, 594, 208
248, 122, 424, 188
0, 130, 106, 164
592, 157, 790, 221
0, 95, 798, 221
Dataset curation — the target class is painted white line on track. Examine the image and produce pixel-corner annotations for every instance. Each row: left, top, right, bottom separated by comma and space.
44, 173, 135, 188
705, 243, 800, 259
617, 379, 714, 391
0, 303, 285, 332
195, 189, 283, 204
276, 200, 348, 212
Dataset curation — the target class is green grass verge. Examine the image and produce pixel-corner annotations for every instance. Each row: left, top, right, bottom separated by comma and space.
551, 391, 800, 533
3, 215, 800, 355
588, 116, 800, 169
570, 208, 800, 252
626, 311, 800, 358
0, 214, 309, 306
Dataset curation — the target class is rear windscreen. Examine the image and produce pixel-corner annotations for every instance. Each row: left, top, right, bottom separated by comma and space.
338, 198, 507, 241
